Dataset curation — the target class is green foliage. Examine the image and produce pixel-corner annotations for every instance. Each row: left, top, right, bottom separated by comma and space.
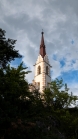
0, 28, 22, 68
0, 28, 32, 138
43, 79, 78, 139
44, 78, 77, 109
0, 63, 30, 100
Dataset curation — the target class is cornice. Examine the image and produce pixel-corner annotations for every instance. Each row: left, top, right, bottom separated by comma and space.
33, 60, 52, 68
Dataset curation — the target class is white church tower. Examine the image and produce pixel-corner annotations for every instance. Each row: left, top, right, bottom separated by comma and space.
33, 31, 51, 93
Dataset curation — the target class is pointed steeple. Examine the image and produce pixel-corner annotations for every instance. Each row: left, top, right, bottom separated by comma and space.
40, 30, 46, 58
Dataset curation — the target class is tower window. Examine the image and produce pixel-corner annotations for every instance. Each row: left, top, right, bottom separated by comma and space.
46, 66, 48, 75
38, 82, 40, 89
37, 66, 41, 75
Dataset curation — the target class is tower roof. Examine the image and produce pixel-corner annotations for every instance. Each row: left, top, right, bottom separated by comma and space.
39, 31, 46, 58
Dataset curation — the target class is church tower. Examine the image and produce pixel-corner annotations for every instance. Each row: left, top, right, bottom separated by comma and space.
33, 31, 51, 93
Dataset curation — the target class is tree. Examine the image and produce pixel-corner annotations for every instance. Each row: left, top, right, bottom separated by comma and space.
0, 28, 31, 108
1, 28, 78, 139
0, 28, 22, 68
44, 78, 77, 109
0, 29, 32, 138
0, 63, 30, 100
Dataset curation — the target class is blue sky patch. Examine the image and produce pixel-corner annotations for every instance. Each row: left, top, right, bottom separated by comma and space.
52, 54, 57, 61
71, 40, 74, 44
71, 60, 76, 66
60, 59, 66, 68
10, 57, 26, 68
58, 70, 78, 84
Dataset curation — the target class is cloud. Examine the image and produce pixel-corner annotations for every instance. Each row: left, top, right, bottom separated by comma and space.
0, 0, 78, 95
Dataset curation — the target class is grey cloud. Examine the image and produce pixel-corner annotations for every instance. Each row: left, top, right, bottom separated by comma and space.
0, 0, 78, 92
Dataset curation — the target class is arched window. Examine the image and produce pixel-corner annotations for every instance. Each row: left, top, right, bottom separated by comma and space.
37, 66, 41, 75
38, 82, 40, 89
46, 66, 48, 75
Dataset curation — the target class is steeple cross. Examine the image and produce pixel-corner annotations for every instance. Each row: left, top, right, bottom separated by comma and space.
41, 29, 44, 35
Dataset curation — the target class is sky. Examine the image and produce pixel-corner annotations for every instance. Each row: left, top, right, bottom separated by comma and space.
0, 0, 78, 95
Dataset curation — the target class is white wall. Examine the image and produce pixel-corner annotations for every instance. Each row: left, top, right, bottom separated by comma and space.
34, 54, 51, 93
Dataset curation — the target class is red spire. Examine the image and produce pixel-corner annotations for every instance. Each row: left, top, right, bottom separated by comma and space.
40, 31, 46, 58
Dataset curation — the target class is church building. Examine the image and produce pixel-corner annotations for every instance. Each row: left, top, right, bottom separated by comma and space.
32, 31, 52, 93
